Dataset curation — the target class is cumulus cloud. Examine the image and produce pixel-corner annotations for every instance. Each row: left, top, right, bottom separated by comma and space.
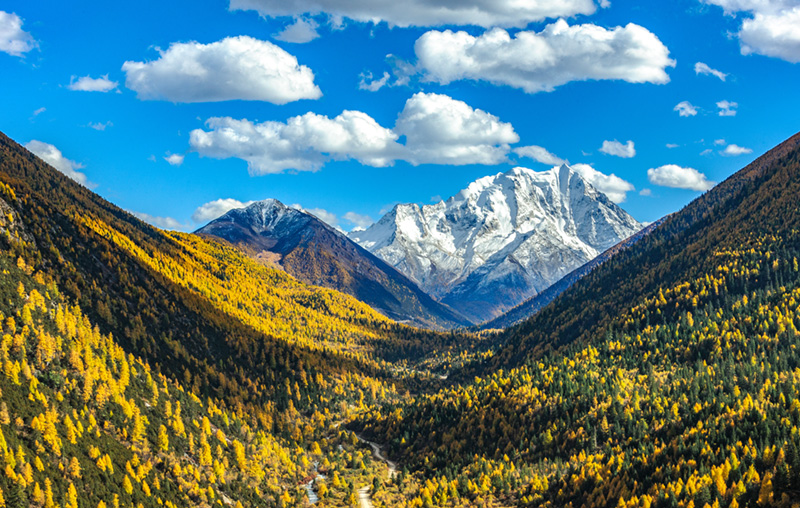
647, 164, 715, 191
24, 140, 95, 188
190, 111, 401, 174
0, 11, 36, 57
302, 207, 340, 227
190, 92, 518, 172
739, 6, 800, 62
67, 75, 119, 92
229, 0, 598, 28
359, 71, 391, 92
674, 101, 698, 117
694, 62, 728, 81
721, 143, 753, 156
703, 0, 800, 62
717, 100, 738, 116
130, 211, 189, 231
513, 145, 566, 165
599, 139, 636, 158
122, 36, 321, 104
344, 211, 374, 229
395, 92, 518, 165
571, 163, 635, 203
164, 153, 185, 166
639, 188, 652, 196
714, 138, 727, 146
274, 17, 320, 43
192, 198, 256, 223
415, 20, 674, 94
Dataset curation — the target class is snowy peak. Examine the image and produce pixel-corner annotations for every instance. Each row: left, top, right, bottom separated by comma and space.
195, 198, 471, 329
215, 199, 318, 234
349, 164, 643, 322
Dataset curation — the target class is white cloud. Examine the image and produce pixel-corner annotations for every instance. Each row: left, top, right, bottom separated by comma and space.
32, 107, 46, 117
639, 188, 652, 196
192, 198, 256, 223
229, 0, 598, 28
721, 143, 753, 156
599, 139, 636, 158
359, 71, 391, 92
694, 62, 728, 81
571, 163, 635, 203
304, 207, 340, 227
702, 0, 796, 14
415, 20, 674, 94
343, 211, 374, 229
0, 11, 36, 57
274, 17, 320, 43
395, 92, 518, 165
24, 140, 95, 188
67, 75, 119, 92
714, 138, 727, 145
130, 211, 189, 231
88, 121, 113, 131
647, 164, 715, 191
122, 36, 321, 104
191, 111, 401, 174
666, 143, 679, 148
739, 6, 800, 62
513, 145, 566, 165
674, 101, 698, 117
700, 148, 714, 156
717, 100, 738, 116
190, 92, 518, 172
703, 1, 800, 62
164, 153, 185, 166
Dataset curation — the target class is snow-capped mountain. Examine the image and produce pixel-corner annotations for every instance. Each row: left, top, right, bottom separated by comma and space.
195, 199, 471, 329
349, 164, 643, 322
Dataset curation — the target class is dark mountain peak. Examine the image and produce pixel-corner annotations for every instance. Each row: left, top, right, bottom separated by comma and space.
197, 197, 471, 329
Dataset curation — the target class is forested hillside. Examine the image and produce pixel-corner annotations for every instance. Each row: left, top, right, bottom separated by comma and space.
0, 131, 484, 507
490, 131, 800, 369
354, 131, 800, 507
6, 124, 800, 508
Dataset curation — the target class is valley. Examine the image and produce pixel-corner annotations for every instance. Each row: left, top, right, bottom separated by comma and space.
1, 128, 800, 508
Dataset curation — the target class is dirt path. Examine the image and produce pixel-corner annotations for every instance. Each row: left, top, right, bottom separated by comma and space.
354, 434, 398, 507
358, 486, 373, 508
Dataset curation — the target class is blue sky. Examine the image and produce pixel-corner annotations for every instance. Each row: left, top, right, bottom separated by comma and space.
1, 0, 799, 231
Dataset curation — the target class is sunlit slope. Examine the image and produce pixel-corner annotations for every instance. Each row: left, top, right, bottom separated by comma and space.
0, 131, 471, 414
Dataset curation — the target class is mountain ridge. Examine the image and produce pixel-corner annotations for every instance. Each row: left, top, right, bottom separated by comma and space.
350, 164, 643, 322
195, 198, 472, 329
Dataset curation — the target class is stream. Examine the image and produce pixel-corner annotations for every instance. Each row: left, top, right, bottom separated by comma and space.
301, 462, 326, 504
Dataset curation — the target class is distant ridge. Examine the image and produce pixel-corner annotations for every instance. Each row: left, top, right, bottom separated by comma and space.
196, 199, 472, 329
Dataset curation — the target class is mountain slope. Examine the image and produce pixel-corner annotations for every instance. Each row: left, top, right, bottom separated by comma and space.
357, 131, 800, 507
196, 199, 471, 329
350, 164, 642, 322
480, 218, 664, 330
491, 130, 800, 369
0, 130, 478, 418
